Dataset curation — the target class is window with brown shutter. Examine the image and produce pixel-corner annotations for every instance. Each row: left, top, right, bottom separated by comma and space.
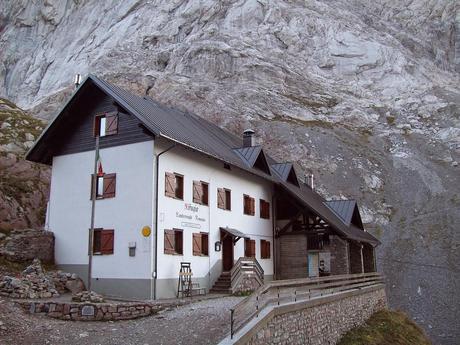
217, 188, 231, 210
244, 195, 255, 215
91, 174, 116, 200
201, 232, 209, 256
202, 183, 209, 206
105, 113, 118, 136
192, 232, 209, 256
165, 172, 183, 199
260, 239, 270, 259
193, 181, 209, 205
91, 229, 114, 255
260, 199, 270, 219
164, 229, 183, 255
245, 238, 256, 258
94, 112, 118, 137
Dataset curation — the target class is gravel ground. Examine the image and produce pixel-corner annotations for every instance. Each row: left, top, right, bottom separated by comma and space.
0, 296, 243, 345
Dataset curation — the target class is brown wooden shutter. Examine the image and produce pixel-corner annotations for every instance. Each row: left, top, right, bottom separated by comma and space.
202, 233, 209, 256
164, 230, 175, 254
193, 181, 203, 204
105, 113, 118, 135
103, 174, 116, 198
250, 240, 255, 257
265, 241, 270, 258
202, 183, 209, 205
217, 188, 225, 209
165, 172, 175, 197
175, 230, 183, 254
251, 197, 255, 216
100, 230, 114, 254
192, 233, 202, 256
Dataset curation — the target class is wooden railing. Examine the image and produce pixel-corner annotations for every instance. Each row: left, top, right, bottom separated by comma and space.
230, 272, 384, 338
230, 257, 264, 294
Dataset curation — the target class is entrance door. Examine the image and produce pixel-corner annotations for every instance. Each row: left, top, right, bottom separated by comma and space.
222, 236, 234, 271
308, 253, 319, 277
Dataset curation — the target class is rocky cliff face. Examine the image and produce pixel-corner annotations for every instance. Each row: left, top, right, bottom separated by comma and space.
0, 99, 49, 232
0, 1, 459, 343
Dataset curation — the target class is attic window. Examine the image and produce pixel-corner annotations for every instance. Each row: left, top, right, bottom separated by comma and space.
253, 151, 271, 175
94, 112, 118, 137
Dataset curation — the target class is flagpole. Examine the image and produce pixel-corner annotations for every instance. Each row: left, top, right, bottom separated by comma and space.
88, 135, 100, 291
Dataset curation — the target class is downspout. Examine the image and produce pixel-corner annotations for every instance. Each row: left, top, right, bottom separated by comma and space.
153, 142, 176, 300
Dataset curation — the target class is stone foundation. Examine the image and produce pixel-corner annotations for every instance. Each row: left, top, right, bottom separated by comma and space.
17, 300, 163, 321
0, 229, 54, 263
233, 286, 387, 345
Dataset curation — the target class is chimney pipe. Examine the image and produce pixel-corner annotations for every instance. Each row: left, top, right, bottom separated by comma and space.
305, 173, 314, 190
74, 74, 82, 89
243, 129, 255, 147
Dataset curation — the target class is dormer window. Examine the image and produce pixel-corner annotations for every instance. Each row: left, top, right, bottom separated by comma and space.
94, 112, 118, 137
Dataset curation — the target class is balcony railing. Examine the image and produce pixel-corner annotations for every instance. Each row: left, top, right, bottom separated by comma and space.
230, 257, 264, 294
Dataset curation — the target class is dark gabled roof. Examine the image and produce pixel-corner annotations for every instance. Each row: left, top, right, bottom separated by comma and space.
26, 75, 379, 246
281, 183, 379, 245
270, 162, 300, 187
324, 200, 357, 226
232, 146, 271, 175
325, 199, 365, 230
232, 146, 262, 167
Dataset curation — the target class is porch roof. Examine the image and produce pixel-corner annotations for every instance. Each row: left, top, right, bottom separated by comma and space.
220, 227, 248, 239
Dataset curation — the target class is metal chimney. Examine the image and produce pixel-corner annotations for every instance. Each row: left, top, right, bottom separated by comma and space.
305, 173, 314, 190
74, 74, 82, 89
243, 129, 255, 147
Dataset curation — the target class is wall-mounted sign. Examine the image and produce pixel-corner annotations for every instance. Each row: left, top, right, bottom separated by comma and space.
142, 226, 151, 237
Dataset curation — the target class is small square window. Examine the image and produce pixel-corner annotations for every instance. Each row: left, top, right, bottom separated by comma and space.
91, 229, 114, 255
165, 172, 184, 200
193, 181, 208, 205
244, 195, 255, 216
94, 113, 118, 137
193, 232, 209, 256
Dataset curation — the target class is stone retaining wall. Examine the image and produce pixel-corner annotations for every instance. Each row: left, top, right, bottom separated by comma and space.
234, 286, 387, 345
0, 229, 54, 263
17, 300, 163, 321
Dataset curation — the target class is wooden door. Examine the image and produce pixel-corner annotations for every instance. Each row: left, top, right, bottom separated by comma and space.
222, 236, 234, 271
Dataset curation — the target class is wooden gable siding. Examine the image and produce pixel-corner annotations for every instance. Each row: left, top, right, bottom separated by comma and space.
54, 86, 153, 158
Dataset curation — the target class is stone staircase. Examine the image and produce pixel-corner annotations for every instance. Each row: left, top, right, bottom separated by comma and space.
210, 271, 231, 294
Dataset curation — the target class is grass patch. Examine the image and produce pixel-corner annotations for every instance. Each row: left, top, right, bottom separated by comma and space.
338, 310, 431, 345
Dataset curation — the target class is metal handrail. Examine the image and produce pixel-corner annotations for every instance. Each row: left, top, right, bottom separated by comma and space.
229, 272, 384, 339
230, 257, 265, 293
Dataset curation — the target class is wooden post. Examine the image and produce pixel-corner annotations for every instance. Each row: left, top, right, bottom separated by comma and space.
88, 135, 100, 291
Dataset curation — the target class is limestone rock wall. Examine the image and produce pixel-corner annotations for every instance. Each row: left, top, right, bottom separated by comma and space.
0, 1, 459, 343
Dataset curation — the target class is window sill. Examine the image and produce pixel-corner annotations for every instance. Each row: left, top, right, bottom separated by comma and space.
164, 252, 183, 256
193, 254, 209, 257
92, 252, 113, 256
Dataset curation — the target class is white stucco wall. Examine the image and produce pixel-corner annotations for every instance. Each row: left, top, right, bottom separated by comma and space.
48, 141, 155, 281
155, 142, 274, 286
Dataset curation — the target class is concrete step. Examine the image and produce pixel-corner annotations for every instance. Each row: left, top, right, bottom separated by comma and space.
209, 287, 231, 294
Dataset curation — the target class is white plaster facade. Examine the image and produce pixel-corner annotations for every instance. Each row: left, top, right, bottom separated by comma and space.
155, 141, 274, 298
47, 138, 274, 299
48, 141, 155, 296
